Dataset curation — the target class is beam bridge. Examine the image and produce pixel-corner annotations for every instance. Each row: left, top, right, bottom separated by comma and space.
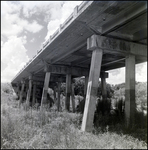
11, 1, 147, 131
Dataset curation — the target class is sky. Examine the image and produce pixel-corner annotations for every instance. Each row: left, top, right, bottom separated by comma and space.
1, 1, 147, 85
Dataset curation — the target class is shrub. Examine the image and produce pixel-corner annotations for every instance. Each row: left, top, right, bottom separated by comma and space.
61, 83, 66, 96
73, 78, 84, 96
75, 95, 85, 113
1, 113, 15, 146
97, 81, 114, 98
95, 97, 112, 116
1, 82, 147, 148
1, 83, 13, 94
60, 78, 85, 96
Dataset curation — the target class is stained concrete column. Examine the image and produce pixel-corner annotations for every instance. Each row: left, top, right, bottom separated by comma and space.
81, 48, 103, 132
101, 72, 108, 115
84, 76, 89, 98
16, 82, 21, 99
53, 85, 57, 102
26, 75, 33, 107
19, 79, 25, 108
24, 84, 28, 100
32, 81, 37, 106
125, 54, 136, 127
57, 81, 61, 111
41, 72, 51, 109
101, 72, 107, 101
65, 74, 71, 111
71, 83, 75, 113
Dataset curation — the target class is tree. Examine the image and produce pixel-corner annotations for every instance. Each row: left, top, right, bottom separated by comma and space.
97, 81, 114, 98
73, 78, 84, 96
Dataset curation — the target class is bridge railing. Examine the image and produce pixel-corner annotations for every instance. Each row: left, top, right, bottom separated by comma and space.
11, 1, 94, 83
50, 29, 60, 41
33, 54, 36, 59
37, 49, 42, 54
60, 13, 74, 30
78, 1, 90, 12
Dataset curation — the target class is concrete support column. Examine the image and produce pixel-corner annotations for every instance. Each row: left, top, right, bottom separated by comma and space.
26, 75, 33, 107
101, 72, 107, 101
81, 48, 103, 132
84, 76, 89, 98
16, 82, 21, 99
65, 74, 71, 111
125, 54, 136, 127
19, 79, 25, 108
57, 81, 61, 111
25, 84, 28, 99
32, 82, 37, 106
53, 85, 57, 102
71, 83, 75, 113
41, 72, 51, 109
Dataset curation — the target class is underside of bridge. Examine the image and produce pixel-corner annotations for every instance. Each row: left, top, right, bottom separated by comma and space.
11, 1, 147, 132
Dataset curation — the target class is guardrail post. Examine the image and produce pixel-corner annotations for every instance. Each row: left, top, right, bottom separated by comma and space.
73, 5, 78, 18
59, 24, 62, 32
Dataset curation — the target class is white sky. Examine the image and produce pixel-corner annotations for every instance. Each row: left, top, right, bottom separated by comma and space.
1, 1, 147, 85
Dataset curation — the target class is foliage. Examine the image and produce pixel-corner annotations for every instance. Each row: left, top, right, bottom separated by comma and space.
136, 82, 147, 111
94, 81, 114, 115
94, 109, 147, 143
60, 82, 66, 96
71, 79, 147, 117
97, 81, 114, 98
75, 95, 85, 113
73, 78, 85, 96
1, 82, 14, 94
60, 78, 85, 96
113, 83, 125, 91
1, 82, 147, 149
95, 98, 112, 115
112, 82, 147, 113
74, 79, 114, 114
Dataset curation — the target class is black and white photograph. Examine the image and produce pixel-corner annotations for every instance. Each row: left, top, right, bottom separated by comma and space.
1, 1, 147, 149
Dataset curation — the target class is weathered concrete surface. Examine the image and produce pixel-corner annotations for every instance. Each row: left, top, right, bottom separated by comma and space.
11, 1, 147, 85
41, 72, 51, 109
125, 55, 136, 126
81, 48, 103, 132
65, 74, 72, 111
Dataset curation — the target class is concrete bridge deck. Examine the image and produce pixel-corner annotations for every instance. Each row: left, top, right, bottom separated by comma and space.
11, 1, 147, 132
11, 1, 147, 83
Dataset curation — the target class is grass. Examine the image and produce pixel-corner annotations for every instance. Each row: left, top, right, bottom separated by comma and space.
1, 83, 147, 149
94, 111, 147, 143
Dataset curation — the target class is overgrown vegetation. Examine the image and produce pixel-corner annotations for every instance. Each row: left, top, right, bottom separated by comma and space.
1, 82, 147, 149
112, 81, 147, 113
